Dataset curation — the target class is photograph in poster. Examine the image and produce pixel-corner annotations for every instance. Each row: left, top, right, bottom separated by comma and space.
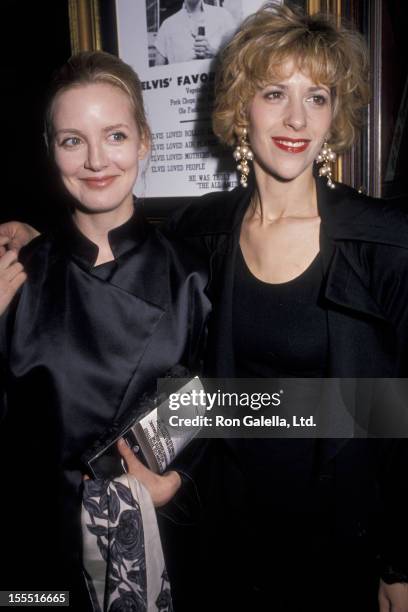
116, 0, 268, 198
152, 0, 239, 65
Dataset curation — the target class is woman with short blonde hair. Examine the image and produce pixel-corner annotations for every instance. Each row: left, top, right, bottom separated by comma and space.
0, 50, 209, 612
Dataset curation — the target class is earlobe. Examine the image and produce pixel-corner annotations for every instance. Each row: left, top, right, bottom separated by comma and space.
138, 138, 150, 161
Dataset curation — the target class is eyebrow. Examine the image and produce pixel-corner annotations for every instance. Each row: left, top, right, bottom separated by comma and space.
55, 123, 130, 136
103, 123, 130, 132
55, 128, 83, 136
308, 86, 330, 93
266, 84, 330, 93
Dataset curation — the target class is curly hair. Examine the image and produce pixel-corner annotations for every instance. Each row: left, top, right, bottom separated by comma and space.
44, 51, 150, 149
212, 3, 370, 152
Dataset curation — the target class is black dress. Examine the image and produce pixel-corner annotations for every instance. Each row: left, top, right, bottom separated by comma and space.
0, 209, 210, 610
164, 178, 408, 612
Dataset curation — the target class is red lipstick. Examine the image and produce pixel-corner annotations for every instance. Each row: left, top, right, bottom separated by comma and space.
272, 137, 310, 153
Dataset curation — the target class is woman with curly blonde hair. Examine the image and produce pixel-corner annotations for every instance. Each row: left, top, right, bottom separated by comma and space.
167, 3, 408, 611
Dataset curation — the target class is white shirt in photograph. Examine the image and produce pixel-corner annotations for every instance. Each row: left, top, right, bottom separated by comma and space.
155, 1, 237, 64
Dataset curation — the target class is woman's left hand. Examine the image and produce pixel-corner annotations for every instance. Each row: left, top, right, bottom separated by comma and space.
117, 438, 181, 507
0, 250, 26, 316
0, 222, 40, 254
379, 580, 408, 611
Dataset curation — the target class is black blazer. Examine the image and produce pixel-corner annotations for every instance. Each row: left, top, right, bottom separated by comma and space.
0, 210, 210, 605
165, 177, 408, 592
168, 177, 408, 378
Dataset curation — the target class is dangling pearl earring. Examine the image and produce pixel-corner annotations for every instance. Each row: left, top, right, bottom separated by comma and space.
316, 141, 337, 189
233, 128, 254, 188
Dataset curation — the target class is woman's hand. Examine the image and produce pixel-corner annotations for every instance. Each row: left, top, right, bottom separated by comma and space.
379, 580, 408, 611
0, 222, 40, 255
0, 250, 26, 315
117, 438, 181, 507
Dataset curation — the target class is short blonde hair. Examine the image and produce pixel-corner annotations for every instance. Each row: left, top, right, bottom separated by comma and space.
44, 51, 150, 148
213, 3, 370, 151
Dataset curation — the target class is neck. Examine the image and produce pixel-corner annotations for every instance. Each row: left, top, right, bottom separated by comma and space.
185, 1, 202, 15
251, 165, 318, 223
73, 198, 134, 265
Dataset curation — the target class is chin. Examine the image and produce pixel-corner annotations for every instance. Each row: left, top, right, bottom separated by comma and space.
74, 198, 129, 215
260, 159, 312, 183
71, 187, 133, 212
278, 171, 308, 182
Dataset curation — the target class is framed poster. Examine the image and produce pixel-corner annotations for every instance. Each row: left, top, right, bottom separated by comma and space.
117, 1, 272, 199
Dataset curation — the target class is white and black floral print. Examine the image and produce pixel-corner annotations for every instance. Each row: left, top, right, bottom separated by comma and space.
82, 475, 172, 612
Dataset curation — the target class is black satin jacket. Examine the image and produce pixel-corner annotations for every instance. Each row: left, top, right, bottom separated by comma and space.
0, 209, 210, 599
165, 177, 408, 590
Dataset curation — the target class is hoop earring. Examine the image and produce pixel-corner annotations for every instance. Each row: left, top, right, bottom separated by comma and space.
233, 128, 253, 188
316, 142, 336, 189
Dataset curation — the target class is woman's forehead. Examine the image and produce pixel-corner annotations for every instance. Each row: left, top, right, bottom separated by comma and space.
52, 83, 137, 125
54, 82, 131, 105
263, 54, 333, 85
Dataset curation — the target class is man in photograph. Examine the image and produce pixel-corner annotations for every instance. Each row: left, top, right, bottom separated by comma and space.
154, 0, 237, 65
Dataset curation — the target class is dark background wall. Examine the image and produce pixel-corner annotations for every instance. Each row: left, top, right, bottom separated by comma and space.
0, 1, 71, 229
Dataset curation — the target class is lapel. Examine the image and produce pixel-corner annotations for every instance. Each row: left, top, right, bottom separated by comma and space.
315, 178, 402, 462
318, 192, 384, 461
103, 228, 169, 312
99, 231, 170, 421
317, 178, 388, 321
206, 187, 252, 376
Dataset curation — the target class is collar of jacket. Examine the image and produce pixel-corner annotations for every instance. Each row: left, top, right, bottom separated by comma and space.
56, 201, 151, 270
180, 175, 408, 320
21, 206, 169, 316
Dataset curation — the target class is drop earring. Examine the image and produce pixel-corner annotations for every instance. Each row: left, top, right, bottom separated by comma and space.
316, 142, 336, 189
233, 128, 254, 188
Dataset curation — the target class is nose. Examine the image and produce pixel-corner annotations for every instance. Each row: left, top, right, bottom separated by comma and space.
84, 141, 108, 172
283, 96, 307, 131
